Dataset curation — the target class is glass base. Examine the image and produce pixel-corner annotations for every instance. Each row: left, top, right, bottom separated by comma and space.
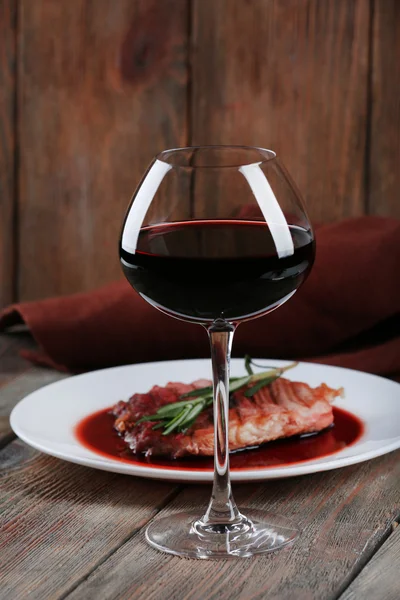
146, 509, 299, 559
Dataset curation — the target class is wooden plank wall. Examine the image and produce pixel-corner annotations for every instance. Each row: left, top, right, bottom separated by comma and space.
0, 0, 398, 306
192, 0, 370, 222
0, 0, 17, 308
369, 0, 400, 218
17, 0, 189, 301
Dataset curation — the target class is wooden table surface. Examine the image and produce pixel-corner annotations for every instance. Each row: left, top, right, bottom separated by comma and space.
1, 331, 399, 600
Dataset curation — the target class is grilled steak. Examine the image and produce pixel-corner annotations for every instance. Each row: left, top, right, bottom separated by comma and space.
111, 378, 343, 458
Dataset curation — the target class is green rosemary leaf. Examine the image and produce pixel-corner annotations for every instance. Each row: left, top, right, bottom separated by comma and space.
186, 401, 208, 422
180, 385, 213, 398
244, 354, 254, 375
181, 398, 213, 432
248, 360, 283, 370
229, 375, 252, 393
243, 375, 280, 397
179, 379, 241, 400
137, 400, 196, 424
136, 413, 165, 424
152, 421, 166, 430
156, 399, 199, 416
162, 405, 194, 436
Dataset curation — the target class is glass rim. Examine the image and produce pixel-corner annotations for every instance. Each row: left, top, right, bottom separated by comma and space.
155, 145, 277, 169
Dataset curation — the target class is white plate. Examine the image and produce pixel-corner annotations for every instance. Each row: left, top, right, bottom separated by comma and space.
10, 359, 400, 482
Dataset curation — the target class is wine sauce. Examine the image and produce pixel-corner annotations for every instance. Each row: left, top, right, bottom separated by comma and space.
75, 407, 363, 471
120, 220, 315, 322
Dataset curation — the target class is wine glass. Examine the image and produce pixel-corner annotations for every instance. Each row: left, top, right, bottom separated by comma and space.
119, 146, 315, 558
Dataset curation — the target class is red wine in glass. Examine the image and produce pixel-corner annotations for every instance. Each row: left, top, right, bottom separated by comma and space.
121, 220, 314, 322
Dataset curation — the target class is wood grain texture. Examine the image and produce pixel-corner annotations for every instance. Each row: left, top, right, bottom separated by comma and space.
0, 0, 17, 308
191, 0, 370, 222
0, 447, 179, 600
66, 451, 400, 600
368, 0, 400, 218
340, 524, 400, 600
18, 0, 189, 301
0, 332, 37, 389
0, 332, 35, 442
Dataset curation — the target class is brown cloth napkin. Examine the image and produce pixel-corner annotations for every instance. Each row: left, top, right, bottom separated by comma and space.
1, 217, 400, 376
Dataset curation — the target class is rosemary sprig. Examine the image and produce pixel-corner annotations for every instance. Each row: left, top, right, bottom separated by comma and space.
244, 354, 254, 375
137, 358, 297, 436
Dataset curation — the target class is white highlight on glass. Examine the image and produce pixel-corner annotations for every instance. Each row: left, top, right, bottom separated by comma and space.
121, 159, 172, 253
239, 163, 294, 258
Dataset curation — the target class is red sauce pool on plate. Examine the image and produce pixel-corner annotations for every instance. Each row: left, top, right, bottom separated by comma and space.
75, 407, 364, 471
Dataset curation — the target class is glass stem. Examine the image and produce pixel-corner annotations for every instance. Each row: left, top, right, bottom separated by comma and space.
202, 319, 242, 525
